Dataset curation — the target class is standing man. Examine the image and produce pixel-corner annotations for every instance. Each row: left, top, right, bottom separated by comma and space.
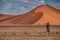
46, 22, 50, 34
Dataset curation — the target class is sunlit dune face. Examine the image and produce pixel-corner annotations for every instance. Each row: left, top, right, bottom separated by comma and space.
34, 12, 60, 25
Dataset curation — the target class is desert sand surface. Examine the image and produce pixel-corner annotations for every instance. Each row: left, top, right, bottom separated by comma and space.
0, 4, 60, 25
0, 25, 60, 40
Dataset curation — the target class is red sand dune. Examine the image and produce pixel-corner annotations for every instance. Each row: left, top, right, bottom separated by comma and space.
34, 4, 60, 25
0, 4, 60, 25
0, 14, 14, 21
0, 10, 43, 24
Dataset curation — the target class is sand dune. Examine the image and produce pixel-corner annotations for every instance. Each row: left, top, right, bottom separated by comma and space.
0, 14, 14, 21
0, 12, 43, 24
0, 4, 60, 25
34, 4, 60, 25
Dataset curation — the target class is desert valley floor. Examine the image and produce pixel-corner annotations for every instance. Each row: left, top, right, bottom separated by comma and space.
0, 25, 60, 40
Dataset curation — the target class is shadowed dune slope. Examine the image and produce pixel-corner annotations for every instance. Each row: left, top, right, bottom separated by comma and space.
0, 4, 60, 25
